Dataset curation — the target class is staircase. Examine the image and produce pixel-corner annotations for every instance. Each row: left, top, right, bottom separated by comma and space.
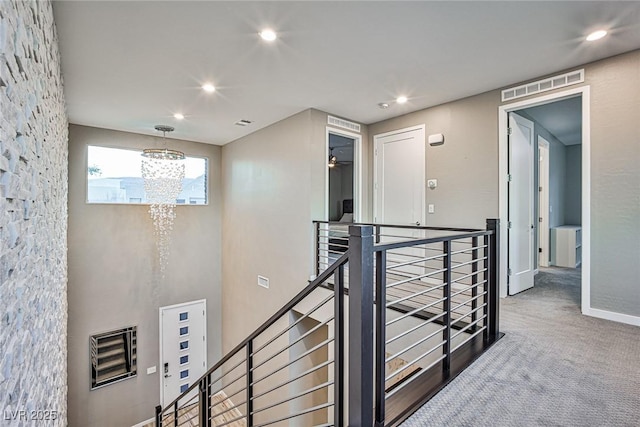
155, 220, 501, 426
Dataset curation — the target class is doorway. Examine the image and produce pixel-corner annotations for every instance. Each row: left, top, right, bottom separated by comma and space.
159, 299, 207, 407
326, 129, 362, 222
499, 87, 589, 314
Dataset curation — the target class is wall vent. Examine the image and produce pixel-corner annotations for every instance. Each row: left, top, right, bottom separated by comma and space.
501, 69, 584, 102
328, 116, 361, 133
235, 119, 253, 127
90, 327, 137, 389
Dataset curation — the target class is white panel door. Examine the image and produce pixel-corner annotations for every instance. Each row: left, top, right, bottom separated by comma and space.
538, 137, 550, 267
160, 300, 207, 407
374, 126, 426, 228
508, 113, 535, 295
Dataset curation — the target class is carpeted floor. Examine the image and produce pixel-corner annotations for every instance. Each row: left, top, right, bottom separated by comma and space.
401, 267, 640, 427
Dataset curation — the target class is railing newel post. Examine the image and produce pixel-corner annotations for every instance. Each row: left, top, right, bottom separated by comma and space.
374, 250, 387, 426
334, 264, 345, 427
315, 221, 321, 276
173, 401, 178, 427
246, 340, 254, 426
486, 218, 500, 341
348, 225, 374, 427
443, 240, 452, 376
199, 373, 210, 427
471, 236, 479, 331
155, 405, 162, 427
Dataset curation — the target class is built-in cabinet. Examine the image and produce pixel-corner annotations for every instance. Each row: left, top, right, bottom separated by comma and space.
551, 225, 582, 268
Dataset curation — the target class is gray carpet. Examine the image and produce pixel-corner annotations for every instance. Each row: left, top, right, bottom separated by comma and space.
401, 267, 640, 427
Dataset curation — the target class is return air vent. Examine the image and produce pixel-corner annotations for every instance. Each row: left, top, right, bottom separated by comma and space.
235, 119, 253, 127
501, 69, 584, 102
90, 327, 137, 389
328, 116, 361, 133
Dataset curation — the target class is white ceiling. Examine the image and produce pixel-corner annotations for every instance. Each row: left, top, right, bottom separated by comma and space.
52, 1, 640, 146
520, 97, 582, 146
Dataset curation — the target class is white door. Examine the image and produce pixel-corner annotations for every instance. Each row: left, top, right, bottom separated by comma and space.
160, 300, 207, 407
374, 125, 425, 228
508, 113, 535, 295
538, 137, 550, 267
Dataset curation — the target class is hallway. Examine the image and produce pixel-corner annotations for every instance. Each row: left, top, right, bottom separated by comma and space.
402, 267, 640, 426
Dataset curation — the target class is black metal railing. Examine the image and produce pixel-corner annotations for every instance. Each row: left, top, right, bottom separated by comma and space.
156, 220, 500, 427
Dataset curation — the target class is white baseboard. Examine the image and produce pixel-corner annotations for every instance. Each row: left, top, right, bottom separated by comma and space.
583, 307, 640, 327
131, 417, 154, 427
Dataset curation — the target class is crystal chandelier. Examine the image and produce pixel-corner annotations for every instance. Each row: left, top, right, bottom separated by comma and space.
141, 125, 185, 273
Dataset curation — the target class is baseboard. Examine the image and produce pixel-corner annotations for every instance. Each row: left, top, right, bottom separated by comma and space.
583, 307, 640, 327
131, 417, 154, 427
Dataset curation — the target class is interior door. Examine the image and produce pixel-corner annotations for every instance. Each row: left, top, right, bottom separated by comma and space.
160, 300, 207, 407
538, 137, 550, 267
508, 113, 535, 295
374, 126, 425, 229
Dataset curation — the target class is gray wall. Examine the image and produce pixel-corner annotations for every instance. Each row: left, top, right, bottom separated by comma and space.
0, 1, 69, 425
565, 145, 582, 225
221, 109, 368, 353
368, 90, 499, 230
67, 125, 222, 426
366, 50, 640, 318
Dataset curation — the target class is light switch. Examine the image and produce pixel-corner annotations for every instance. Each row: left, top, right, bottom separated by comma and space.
258, 275, 269, 289
428, 204, 435, 214
147, 366, 156, 375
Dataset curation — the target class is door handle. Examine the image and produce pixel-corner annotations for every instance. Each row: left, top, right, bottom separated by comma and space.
164, 374, 172, 378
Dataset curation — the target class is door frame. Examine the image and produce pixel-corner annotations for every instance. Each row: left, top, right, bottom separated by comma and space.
498, 86, 590, 314
159, 299, 207, 406
538, 136, 550, 268
325, 127, 363, 222
373, 124, 426, 225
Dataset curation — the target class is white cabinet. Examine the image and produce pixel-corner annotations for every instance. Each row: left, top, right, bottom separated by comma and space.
551, 225, 582, 268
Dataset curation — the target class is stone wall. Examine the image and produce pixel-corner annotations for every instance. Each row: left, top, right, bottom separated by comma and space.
0, 1, 68, 425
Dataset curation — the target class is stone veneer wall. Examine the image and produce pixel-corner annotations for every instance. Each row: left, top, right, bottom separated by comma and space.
0, 1, 68, 425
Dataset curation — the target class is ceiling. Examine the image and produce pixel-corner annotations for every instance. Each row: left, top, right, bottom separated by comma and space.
52, 1, 640, 146
520, 97, 582, 146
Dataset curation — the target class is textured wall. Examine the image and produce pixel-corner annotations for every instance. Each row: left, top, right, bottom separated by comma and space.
0, 1, 68, 425
67, 125, 222, 427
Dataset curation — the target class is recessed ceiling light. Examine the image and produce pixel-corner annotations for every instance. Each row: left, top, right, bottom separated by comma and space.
202, 83, 215, 93
586, 30, 607, 41
173, 113, 184, 120
378, 102, 390, 109
260, 29, 277, 42
396, 96, 408, 104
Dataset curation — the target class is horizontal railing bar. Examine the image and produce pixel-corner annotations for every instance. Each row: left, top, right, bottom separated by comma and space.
252, 293, 334, 355
375, 230, 491, 252
387, 268, 447, 289
384, 265, 444, 280
210, 387, 246, 413
252, 381, 334, 415
312, 220, 483, 233
210, 397, 248, 423
210, 369, 246, 397
177, 392, 199, 409
252, 316, 334, 371
175, 407, 200, 426
451, 293, 487, 313
450, 245, 488, 256
385, 340, 446, 382
451, 315, 487, 341
387, 248, 443, 258
451, 326, 487, 354
252, 337, 334, 386
212, 411, 247, 427
253, 402, 334, 427
385, 325, 446, 367
385, 354, 447, 399
450, 256, 488, 270
162, 252, 349, 412
385, 312, 446, 346
386, 253, 448, 269
386, 282, 447, 308
451, 304, 487, 326
208, 359, 246, 388
386, 298, 446, 326
252, 359, 334, 400
451, 269, 488, 287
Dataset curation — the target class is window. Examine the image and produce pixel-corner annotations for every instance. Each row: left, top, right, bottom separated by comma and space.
87, 146, 208, 205
90, 327, 137, 389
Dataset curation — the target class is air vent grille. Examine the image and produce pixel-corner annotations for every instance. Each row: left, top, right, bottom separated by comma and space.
502, 69, 584, 102
235, 119, 253, 127
328, 116, 361, 133
91, 327, 137, 389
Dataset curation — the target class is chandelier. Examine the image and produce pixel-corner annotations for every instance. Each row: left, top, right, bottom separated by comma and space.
141, 125, 185, 273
